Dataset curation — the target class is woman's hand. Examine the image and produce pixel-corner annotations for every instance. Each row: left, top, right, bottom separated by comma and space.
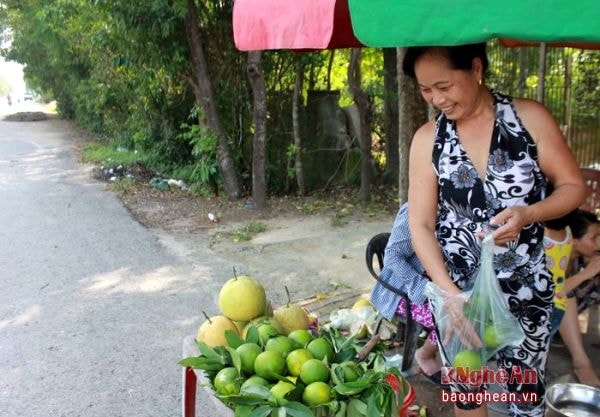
442, 294, 483, 349
477, 206, 530, 245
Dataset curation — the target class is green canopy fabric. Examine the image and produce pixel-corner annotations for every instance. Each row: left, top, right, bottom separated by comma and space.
348, 0, 600, 47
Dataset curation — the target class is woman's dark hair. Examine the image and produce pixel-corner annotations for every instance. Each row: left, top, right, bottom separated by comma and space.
545, 210, 577, 231
568, 209, 599, 239
402, 43, 489, 78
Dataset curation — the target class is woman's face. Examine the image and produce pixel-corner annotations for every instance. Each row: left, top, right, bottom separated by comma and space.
573, 222, 600, 258
413, 52, 482, 120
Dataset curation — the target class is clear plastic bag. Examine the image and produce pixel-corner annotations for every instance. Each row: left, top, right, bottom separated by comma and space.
424, 234, 526, 373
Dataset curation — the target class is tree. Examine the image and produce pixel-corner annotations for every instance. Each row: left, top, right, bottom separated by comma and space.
383, 48, 399, 185
348, 48, 372, 202
184, 0, 240, 200
292, 57, 306, 196
397, 48, 428, 205
247, 51, 267, 208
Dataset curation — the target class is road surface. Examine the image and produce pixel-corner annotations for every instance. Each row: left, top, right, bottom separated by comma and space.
0, 115, 228, 416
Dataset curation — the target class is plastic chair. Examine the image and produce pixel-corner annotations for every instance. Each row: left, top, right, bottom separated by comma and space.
365, 233, 423, 373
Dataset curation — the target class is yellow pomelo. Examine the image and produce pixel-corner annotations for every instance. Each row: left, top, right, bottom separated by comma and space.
351, 297, 373, 311
219, 275, 266, 321
306, 338, 335, 362
286, 348, 314, 376
196, 314, 239, 348
213, 367, 241, 395
302, 381, 331, 406
273, 304, 310, 335
254, 350, 286, 381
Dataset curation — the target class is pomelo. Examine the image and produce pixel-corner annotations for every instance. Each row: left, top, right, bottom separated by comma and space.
254, 350, 286, 381
265, 336, 298, 358
236, 342, 262, 374
196, 314, 239, 348
273, 287, 310, 335
213, 367, 241, 395
302, 381, 331, 406
241, 375, 270, 391
351, 297, 373, 311
306, 338, 335, 362
219, 273, 266, 322
299, 358, 330, 384
453, 349, 482, 373
483, 325, 499, 348
286, 348, 314, 376
288, 329, 314, 346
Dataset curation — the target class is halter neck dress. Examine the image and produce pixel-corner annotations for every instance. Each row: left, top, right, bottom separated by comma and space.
432, 90, 552, 416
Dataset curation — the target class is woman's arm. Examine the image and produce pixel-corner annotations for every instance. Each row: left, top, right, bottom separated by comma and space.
489, 99, 587, 244
408, 122, 460, 296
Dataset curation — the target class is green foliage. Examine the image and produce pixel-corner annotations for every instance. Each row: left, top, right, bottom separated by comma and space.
178, 121, 220, 192
81, 142, 145, 166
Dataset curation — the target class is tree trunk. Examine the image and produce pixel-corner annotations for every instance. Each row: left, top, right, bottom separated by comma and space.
348, 48, 372, 202
326, 50, 335, 91
247, 51, 267, 209
184, 0, 240, 201
292, 58, 306, 196
383, 48, 399, 185
397, 48, 428, 205
537, 42, 547, 103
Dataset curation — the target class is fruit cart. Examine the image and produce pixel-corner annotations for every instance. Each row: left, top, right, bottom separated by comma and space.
181, 288, 417, 417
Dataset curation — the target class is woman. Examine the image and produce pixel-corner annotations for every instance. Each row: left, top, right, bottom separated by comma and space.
404, 43, 587, 417
558, 209, 600, 387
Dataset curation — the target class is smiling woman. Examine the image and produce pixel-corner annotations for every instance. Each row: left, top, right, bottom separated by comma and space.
404, 43, 587, 417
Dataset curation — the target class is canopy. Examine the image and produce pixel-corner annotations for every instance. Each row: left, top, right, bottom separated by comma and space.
233, 0, 600, 51
233, 0, 362, 51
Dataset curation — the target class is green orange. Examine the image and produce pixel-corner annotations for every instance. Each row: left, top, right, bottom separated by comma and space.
254, 350, 286, 381
213, 367, 241, 395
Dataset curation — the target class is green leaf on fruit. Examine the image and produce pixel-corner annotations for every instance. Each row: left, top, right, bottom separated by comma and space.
284, 402, 315, 417
226, 329, 245, 348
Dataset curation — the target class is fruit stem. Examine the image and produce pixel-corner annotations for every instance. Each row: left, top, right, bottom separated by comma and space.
202, 311, 212, 324
232, 266, 238, 280
284, 285, 291, 307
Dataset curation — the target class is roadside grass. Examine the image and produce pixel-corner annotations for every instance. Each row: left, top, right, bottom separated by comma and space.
81, 142, 147, 166
110, 176, 137, 194
228, 222, 268, 242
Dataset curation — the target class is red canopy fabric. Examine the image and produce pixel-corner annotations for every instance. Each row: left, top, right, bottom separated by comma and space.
232, 0, 362, 51
500, 39, 600, 50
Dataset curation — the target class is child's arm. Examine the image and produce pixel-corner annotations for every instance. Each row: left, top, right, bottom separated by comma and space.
562, 255, 600, 294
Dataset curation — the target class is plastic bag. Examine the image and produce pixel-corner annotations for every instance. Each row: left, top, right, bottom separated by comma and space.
424, 234, 526, 373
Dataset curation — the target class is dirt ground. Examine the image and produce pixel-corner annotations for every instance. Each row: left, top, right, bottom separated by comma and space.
111, 181, 399, 304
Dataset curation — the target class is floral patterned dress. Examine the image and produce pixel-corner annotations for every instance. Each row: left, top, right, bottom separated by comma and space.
432, 90, 553, 416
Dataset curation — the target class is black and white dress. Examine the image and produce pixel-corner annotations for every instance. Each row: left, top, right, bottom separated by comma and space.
432, 90, 552, 416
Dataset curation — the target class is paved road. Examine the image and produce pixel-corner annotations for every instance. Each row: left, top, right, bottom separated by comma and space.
0, 117, 228, 416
